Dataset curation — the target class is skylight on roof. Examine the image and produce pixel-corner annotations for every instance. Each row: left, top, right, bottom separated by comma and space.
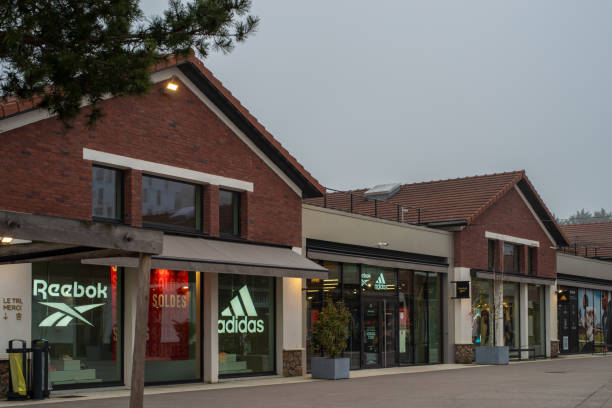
364, 183, 401, 200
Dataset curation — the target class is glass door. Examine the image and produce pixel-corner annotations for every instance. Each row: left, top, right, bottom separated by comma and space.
382, 299, 397, 367
362, 300, 380, 368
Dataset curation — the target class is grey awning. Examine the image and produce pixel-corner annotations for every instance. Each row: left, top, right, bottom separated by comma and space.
83, 235, 328, 279
557, 280, 612, 292
307, 250, 449, 274
475, 270, 555, 286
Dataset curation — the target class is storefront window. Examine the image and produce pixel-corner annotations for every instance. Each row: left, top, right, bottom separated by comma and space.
413, 271, 428, 364
145, 269, 200, 383
528, 284, 546, 356
398, 269, 413, 365
218, 274, 275, 376
603, 291, 611, 349
503, 283, 519, 349
342, 264, 361, 369
427, 273, 441, 363
32, 262, 122, 387
472, 278, 493, 346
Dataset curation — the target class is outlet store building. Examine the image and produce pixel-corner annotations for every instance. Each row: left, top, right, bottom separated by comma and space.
0, 56, 326, 393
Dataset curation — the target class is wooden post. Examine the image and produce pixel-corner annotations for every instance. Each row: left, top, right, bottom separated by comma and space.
129, 253, 151, 408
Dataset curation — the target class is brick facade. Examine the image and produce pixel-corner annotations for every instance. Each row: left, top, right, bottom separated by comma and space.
0, 79, 302, 247
454, 187, 556, 278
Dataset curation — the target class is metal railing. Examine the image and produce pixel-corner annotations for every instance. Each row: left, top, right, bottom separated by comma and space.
305, 187, 425, 225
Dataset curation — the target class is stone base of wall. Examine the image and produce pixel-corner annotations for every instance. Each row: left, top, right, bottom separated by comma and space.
0, 360, 8, 398
455, 344, 473, 364
551, 340, 560, 358
283, 349, 303, 377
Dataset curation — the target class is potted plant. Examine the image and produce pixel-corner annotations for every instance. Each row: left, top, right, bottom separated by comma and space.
311, 300, 351, 379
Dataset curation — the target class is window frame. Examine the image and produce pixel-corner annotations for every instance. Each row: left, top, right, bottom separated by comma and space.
488, 240, 496, 271
503, 243, 521, 274
219, 189, 241, 238
141, 174, 202, 233
91, 165, 124, 223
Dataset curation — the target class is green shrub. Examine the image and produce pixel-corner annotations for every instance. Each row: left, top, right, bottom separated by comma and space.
313, 301, 351, 358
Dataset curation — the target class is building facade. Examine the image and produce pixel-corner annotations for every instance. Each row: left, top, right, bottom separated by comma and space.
0, 56, 326, 393
301, 204, 453, 369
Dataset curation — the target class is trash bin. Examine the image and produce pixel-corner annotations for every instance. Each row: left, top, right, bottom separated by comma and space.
30, 339, 51, 400
6, 339, 28, 401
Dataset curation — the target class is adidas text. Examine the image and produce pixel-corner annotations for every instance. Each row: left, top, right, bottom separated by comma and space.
218, 316, 264, 334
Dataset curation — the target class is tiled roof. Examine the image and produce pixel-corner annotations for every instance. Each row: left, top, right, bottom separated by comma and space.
306, 170, 569, 246
560, 222, 612, 259
0, 54, 324, 198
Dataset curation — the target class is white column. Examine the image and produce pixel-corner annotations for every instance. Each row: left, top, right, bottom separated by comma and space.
276, 277, 305, 376
123, 267, 137, 387
453, 267, 472, 345
520, 283, 529, 359
203, 272, 218, 383
546, 283, 557, 357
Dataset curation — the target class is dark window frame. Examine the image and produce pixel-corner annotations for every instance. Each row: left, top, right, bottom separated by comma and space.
141, 174, 203, 233
219, 189, 241, 238
503, 242, 521, 274
92, 165, 124, 223
488, 240, 496, 271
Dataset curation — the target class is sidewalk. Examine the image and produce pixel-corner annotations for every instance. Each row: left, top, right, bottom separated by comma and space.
1, 355, 608, 407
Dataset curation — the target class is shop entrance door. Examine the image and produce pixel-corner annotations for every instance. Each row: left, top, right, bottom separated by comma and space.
361, 298, 397, 368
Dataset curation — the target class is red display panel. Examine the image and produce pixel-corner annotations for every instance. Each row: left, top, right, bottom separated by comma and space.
146, 269, 191, 361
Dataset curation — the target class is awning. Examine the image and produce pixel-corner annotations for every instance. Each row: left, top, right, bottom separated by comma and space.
474, 270, 555, 286
83, 235, 328, 279
557, 280, 612, 292
308, 250, 449, 274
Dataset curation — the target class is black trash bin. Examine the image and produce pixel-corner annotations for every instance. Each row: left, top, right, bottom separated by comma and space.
6, 339, 29, 400
30, 339, 51, 400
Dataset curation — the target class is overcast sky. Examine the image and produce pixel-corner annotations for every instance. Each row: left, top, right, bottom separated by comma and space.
144, 1, 612, 219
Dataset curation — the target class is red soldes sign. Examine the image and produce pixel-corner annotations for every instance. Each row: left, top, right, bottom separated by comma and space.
146, 269, 191, 361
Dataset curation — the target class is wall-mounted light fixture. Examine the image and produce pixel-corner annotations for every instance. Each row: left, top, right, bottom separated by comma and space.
377, 242, 389, 247
1, 236, 13, 244
164, 77, 179, 94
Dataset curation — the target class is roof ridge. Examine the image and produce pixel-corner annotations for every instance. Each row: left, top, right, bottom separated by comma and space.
562, 220, 612, 228
396, 169, 525, 188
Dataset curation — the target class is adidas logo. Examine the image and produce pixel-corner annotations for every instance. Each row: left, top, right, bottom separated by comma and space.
218, 285, 264, 334
374, 273, 387, 290
38, 302, 105, 327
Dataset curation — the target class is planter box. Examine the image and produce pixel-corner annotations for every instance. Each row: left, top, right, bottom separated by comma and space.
311, 357, 350, 380
475, 346, 509, 365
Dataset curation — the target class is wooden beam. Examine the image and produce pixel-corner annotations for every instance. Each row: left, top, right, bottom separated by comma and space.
0, 248, 140, 265
0, 210, 163, 254
129, 253, 151, 408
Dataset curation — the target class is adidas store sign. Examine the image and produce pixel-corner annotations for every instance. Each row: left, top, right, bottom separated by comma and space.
218, 285, 264, 334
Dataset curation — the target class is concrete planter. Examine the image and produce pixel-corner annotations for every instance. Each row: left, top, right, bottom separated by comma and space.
475, 346, 509, 365
311, 357, 350, 380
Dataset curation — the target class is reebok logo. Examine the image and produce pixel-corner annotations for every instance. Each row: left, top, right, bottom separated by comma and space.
33, 279, 108, 300
38, 302, 105, 327
218, 285, 264, 334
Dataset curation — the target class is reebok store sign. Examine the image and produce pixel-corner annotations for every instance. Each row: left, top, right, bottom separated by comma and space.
218, 285, 264, 334
33, 279, 108, 300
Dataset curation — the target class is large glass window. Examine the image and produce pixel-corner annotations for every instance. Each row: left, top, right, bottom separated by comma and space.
503, 283, 520, 349
528, 284, 546, 356
603, 291, 611, 349
92, 166, 122, 221
472, 278, 493, 346
218, 274, 275, 376
219, 190, 241, 237
145, 269, 200, 383
413, 271, 428, 364
342, 264, 361, 370
32, 262, 122, 387
398, 269, 413, 365
142, 175, 201, 231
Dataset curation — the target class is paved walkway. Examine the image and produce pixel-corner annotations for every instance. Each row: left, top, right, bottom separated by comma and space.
3, 355, 612, 408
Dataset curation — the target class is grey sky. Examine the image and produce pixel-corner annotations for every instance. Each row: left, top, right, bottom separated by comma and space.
144, 0, 612, 219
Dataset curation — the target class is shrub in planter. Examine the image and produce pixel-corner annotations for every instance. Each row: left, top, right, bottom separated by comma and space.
311, 301, 351, 379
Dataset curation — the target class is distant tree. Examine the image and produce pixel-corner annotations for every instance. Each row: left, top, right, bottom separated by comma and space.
0, 0, 259, 126
560, 208, 612, 225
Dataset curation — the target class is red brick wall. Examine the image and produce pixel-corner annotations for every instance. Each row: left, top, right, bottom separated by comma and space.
453, 187, 556, 278
0, 79, 302, 247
